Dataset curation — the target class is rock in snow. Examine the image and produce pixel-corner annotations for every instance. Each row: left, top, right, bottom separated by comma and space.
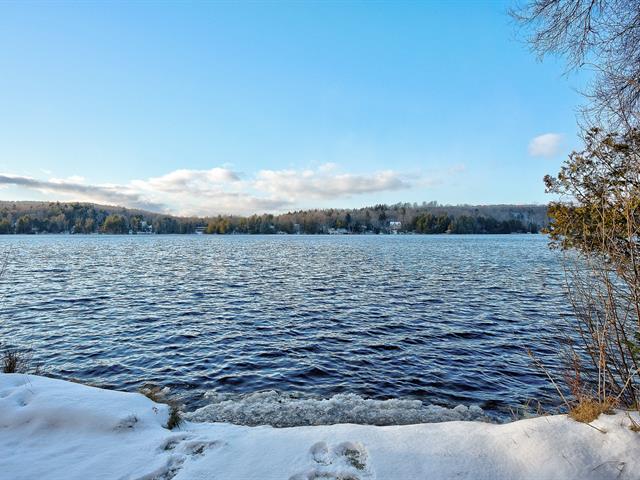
1, 374, 639, 480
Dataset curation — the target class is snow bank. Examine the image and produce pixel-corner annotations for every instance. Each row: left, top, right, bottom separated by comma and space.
1, 374, 639, 480
185, 390, 487, 426
0, 373, 170, 432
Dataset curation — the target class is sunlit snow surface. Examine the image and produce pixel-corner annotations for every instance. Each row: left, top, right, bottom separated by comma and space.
3, 374, 640, 480
185, 390, 487, 426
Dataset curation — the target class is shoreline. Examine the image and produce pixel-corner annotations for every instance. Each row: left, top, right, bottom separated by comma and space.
2, 374, 638, 480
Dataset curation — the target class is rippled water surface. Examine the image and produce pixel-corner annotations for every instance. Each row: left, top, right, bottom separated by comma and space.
2, 234, 574, 422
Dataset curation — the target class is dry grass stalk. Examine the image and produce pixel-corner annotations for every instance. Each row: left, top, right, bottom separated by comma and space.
626, 412, 640, 432
568, 397, 616, 424
139, 384, 183, 430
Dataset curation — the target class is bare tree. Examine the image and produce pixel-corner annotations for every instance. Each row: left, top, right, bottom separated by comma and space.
512, 0, 640, 130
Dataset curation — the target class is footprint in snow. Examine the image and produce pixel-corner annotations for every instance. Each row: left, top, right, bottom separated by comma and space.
158, 434, 190, 452
310, 441, 331, 465
289, 440, 374, 480
181, 439, 225, 456
136, 436, 225, 480
136, 455, 185, 480
114, 414, 138, 430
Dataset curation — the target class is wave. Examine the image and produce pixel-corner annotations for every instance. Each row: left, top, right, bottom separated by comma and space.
183, 391, 487, 427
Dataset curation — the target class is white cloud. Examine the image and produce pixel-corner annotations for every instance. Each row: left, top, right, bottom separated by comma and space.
253, 168, 411, 200
153, 190, 289, 217
528, 133, 564, 158
50, 175, 86, 184
134, 168, 240, 193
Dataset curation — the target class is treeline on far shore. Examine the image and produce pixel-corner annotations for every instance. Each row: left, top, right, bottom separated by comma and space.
0, 201, 547, 235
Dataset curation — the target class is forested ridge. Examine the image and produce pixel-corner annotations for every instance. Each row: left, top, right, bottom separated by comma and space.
0, 201, 547, 234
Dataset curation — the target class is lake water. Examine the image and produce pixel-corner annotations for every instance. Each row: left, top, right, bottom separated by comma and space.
1, 234, 574, 425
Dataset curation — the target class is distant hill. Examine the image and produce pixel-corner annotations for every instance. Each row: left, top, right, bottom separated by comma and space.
0, 201, 199, 234
0, 200, 548, 235
0, 201, 168, 219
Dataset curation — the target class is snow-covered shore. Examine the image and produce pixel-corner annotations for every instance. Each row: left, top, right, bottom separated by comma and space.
1, 374, 639, 480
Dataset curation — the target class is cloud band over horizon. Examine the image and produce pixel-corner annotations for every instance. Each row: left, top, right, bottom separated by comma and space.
0, 165, 420, 216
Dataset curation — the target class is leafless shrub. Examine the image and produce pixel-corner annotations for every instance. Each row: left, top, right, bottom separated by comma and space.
536, 128, 640, 421
2, 348, 32, 374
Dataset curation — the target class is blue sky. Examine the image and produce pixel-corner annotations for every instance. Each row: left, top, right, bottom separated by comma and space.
0, 1, 585, 216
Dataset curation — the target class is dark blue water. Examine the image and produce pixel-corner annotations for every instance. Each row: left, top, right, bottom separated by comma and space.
1, 234, 573, 424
